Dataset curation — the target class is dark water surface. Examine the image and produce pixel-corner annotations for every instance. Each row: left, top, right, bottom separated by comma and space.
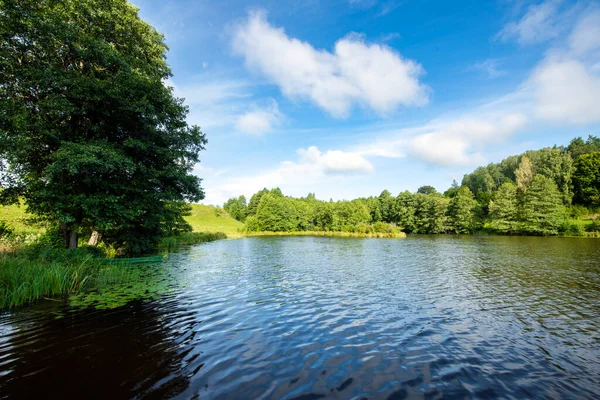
1, 236, 600, 399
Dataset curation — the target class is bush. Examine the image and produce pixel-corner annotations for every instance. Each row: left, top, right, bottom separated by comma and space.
0, 221, 14, 239
586, 220, 600, 232
560, 221, 585, 236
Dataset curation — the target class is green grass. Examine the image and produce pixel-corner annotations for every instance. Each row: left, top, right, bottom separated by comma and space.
0, 247, 138, 309
185, 204, 244, 236
0, 203, 47, 237
0, 203, 236, 310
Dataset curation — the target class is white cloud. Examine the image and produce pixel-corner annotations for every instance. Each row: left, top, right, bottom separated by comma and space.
298, 146, 374, 173
407, 114, 527, 166
496, 1, 560, 45
199, 146, 373, 204
568, 9, 600, 56
232, 10, 429, 117
235, 101, 283, 136
165, 77, 252, 129
471, 58, 506, 78
531, 58, 600, 124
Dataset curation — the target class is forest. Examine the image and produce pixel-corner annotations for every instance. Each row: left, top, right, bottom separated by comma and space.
224, 136, 600, 237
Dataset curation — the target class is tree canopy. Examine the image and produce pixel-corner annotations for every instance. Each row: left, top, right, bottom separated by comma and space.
0, 0, 206, 253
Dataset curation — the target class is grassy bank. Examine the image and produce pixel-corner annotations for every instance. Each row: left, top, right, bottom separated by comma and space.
245, 231, 407, 238
0, 231, 230, 310
0, 247, 129, 309
0, 203, 235, 310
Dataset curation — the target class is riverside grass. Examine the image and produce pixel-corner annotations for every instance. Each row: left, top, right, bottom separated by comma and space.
0, 203, 235, 310
0, 247, 135, 309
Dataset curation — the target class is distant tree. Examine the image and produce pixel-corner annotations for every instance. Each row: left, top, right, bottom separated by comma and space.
378, 190, 394, 222
314, 202, 335, 231
416, 185, 437, 195
0, 0, 206, 252
247, 188, 270, 217
567, 135, 600, 160
443, 180, 460, 198
223, 196, 248, 222
573, 152, 600, 206
393, 191, 417, 232
462, 167, 495, 196
413, 193, 449, 234
525, 148, 574, 204
488, 182, 519, 234
254, 194, 298, 232
521, 175, 565, 235
332, 200, 370, 231
497, 155, 520, 183
448, 187, 478, 233
515, 156, 534, 192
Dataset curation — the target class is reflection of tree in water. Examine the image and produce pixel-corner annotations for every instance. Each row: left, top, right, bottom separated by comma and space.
0, 300, 190, 399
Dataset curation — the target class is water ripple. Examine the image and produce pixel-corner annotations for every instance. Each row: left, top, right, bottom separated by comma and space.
1, 236, 600, 399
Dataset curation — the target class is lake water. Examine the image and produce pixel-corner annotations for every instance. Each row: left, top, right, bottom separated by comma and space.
1, 236, 600, 399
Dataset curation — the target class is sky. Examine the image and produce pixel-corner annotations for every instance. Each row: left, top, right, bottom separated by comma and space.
131, 0, 600, 205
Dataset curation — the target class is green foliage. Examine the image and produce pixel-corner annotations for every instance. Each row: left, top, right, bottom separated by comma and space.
413, 193, 449, 233
524, 147, 574, 204
567, 135, 600, 160
254, 194, 299, 232
521, 175, 566, 235
586, 220, 600, 233
448, 186, 478, 233
416, 185, 438, 195
0, 220, 13, 239
462, 166, 495, 196
0, 0, 206, 253
488, 182, 519, 234
393, 191, 417, 232
223, 195, 248, 222
573, 152, 600, 206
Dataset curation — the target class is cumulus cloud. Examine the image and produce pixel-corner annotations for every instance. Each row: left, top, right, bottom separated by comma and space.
496, 1, 560, 45
298, 146, 374, 173
232, 10, 429, 117
531, 58, 600, 124
199, 146, 373, 204
235, 100, 283, 135
407, 114, 527, 166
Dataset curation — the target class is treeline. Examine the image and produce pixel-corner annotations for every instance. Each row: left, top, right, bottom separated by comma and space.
224, 136, 600, 236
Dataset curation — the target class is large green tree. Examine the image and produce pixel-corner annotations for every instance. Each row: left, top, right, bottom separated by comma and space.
0, 0, 206, 252
448, 186, 478, 233
488, 182, 519, 234
521, 175, 565, 235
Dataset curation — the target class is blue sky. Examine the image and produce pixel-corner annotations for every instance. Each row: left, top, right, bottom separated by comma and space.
132, 0, 600, 205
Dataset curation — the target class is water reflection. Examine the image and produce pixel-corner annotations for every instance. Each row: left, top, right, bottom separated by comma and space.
0, 299, 192, 399
1, 236, 600, 399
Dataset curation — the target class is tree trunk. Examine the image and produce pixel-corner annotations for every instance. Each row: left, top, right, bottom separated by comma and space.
88, 231, 101, 246
68, 230, 78, 249
60, 223, 69, 248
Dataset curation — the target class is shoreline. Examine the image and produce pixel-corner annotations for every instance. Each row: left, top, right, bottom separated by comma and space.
243, 231, 406, 238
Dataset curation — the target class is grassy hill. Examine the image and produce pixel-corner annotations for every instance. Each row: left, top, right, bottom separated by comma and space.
186, 204, 244, 235
0, 203, 244, 237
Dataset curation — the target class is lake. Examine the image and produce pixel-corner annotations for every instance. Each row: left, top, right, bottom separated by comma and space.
1, 236, 600, 399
